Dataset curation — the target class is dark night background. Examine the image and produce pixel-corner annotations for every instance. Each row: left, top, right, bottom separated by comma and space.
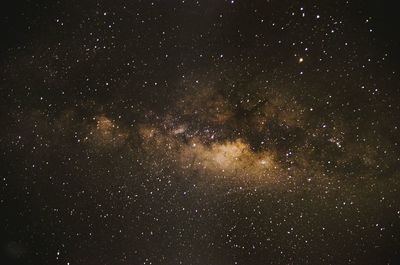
1, 0, 400, 264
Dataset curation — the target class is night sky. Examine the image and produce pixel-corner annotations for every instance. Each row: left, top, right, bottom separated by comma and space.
1, 0, 400, 264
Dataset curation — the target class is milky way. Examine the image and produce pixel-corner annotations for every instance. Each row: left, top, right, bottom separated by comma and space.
1, 1, 400, 265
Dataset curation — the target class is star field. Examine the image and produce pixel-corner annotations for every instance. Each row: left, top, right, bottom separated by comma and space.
1, 0, 400, 265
